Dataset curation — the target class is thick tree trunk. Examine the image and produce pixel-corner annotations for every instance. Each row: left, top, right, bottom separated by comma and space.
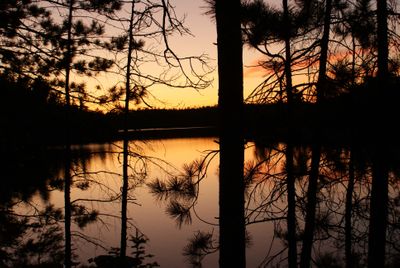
215, 0, 245, 267
367, 1, 389, 267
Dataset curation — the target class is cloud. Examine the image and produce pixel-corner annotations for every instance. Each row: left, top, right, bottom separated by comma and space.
244, 48, 367, 80
244, 58, 274, 78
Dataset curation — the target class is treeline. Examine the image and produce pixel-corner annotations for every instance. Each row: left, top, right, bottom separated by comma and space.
0, 73, 218, 145
0, 0, 211, 149
2, 0, 400, 147
0, 74, 114, 147
3, 76, 400, 146
246, 79, 400, 144
110, 106, 218, 129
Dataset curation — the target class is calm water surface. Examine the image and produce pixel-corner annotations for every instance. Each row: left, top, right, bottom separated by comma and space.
7, 138, 275, 267
3, 137, 400, 267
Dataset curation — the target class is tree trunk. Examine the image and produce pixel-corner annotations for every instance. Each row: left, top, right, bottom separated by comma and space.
300, 144, 321, 268
215, 0, 246, 267
300, 0, 332, 266
282, 0, 297, 266
345, 150, 355, 268
316, 0, 332, 102
368, 153, 388, 267
283, 0, 294, 106
64, 151, 72, 268
367, 1, 389, 266
64, 0, 74, 267
376, 0, 388, 80
120, 0, 136, 261
286, 143, 297, 268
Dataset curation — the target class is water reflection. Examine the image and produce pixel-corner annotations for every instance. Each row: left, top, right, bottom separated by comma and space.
1, 138, 400, 267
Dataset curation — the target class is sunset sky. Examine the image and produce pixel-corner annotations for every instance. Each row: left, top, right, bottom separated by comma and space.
145, 0, 219, 108
86, 0, 280, 109
136, 0, 266, 108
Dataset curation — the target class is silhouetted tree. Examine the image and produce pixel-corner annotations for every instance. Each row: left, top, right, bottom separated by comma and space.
119, 1, 137, 261
282, 0, 298, 266
242, 0, 320, 103
96, 0, 212, 261
367, 1, 390, 266
212, 0, 246, 266
37, 1, 122, 266
332, 0, 376, 91
300, 0, 332, 266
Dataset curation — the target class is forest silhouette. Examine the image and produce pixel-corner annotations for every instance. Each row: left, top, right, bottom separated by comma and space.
1, 0, 400, 267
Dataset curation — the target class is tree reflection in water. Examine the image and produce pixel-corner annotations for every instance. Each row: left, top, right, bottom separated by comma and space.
0, 143, 159, 267
154, 141, 400, 267
2, 140, 400, 267
251, 142, 400, 267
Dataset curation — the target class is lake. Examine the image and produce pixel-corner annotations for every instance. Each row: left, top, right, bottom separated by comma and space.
2, 136, 400, 267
